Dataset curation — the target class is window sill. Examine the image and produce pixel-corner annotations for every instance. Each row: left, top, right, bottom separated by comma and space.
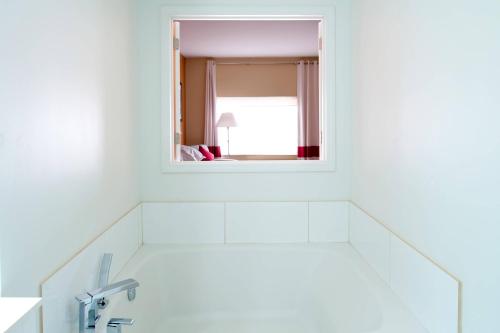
162, 159, 334, 173
228, 155, 297, 161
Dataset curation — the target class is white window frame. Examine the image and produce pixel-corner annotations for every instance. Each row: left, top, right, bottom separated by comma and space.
160, 5, 336, 173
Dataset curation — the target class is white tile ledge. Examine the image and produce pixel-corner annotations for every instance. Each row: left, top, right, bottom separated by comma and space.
0, 297, 41, 332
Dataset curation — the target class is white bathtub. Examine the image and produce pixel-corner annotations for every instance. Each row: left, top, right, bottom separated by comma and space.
100, 244, 427, 333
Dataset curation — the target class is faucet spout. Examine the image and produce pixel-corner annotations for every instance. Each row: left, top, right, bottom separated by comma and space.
76, 278, 139, 333
88, 278, 139, 300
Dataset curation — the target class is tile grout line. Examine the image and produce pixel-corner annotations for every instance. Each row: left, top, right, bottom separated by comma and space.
388, 228, 392, 287
349, 200, 461, 282
139, 203, 144, 246
347, 202, 351, 244
307, 201, 310, 242
223, 202, 227, 244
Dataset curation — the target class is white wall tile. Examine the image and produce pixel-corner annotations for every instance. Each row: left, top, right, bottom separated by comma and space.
226, 202, 308, 243
309, 201, 349, 242
390, 235, 459, 333
4, 299, 41, 333
41, 205, 142, 333
142, 202, 224, 244
349, 204, 391, 283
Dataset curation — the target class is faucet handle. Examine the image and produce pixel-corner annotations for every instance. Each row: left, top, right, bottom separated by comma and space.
108, 318, 135, 327
99, 253, 113, 288
97, 253, 113, 309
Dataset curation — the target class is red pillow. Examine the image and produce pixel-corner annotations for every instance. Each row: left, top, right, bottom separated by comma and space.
198, 145, 215, 161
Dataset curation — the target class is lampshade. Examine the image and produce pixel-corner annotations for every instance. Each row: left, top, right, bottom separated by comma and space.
216, 112, 238, 127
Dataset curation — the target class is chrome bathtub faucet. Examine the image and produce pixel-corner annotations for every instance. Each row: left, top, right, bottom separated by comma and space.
76, 253, 139, 333
107, 318, 135, 333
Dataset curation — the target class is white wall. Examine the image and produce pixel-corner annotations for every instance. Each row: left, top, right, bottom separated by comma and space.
136, 0, 352, 201
5, 0, 498, 331
0, 0, 139, 305
351, 0, 500, 332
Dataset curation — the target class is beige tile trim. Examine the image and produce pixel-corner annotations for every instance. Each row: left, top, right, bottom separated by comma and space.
38, 200, 459, 332
39, 202, 142, 289
349, 201, 462, 333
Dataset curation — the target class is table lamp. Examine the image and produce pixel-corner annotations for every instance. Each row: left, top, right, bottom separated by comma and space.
216, 112, 238, 156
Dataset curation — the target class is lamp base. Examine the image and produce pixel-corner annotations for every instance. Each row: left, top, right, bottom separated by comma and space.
226, 126, 230, 156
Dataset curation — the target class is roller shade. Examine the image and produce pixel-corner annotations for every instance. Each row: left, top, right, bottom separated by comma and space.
216, 64, 297, 97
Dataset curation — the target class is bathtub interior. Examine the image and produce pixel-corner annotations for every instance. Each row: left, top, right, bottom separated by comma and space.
99, 245, 384, 333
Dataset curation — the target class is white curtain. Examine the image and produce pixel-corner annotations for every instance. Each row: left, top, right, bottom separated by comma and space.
204, 59, 221, 157
297, 60, 320, 160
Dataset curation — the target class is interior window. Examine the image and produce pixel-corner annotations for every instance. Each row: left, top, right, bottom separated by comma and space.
216, 97, 298, 157
170, 19, 323, 163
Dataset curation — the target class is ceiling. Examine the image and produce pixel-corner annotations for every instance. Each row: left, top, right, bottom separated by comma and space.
179, 20, 320, 58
